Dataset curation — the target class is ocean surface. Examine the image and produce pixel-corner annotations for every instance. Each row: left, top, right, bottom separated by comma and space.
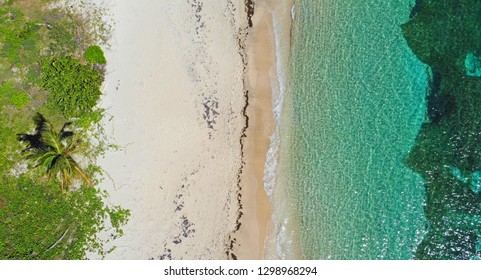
271, 0, 430, 259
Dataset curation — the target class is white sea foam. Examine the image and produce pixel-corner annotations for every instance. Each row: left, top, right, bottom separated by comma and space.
263, 0, 298, 260
291, 4, 296, 21
263, 15, 285, 198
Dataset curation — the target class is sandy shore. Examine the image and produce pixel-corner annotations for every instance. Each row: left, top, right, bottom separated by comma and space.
93, 0, 293, 260
230, 2, 276, 259
214, 0, 295, 259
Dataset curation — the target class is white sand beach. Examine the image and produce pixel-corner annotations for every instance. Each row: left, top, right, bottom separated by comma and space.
94, 0, 294, 260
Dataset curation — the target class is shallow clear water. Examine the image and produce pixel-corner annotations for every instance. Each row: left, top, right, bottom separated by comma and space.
280, 0, 429, 259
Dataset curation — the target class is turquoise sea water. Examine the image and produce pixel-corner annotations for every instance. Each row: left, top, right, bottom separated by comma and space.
281, 0, 429, 259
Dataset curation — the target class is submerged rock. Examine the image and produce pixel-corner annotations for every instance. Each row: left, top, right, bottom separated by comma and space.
450, 166, 468, 183
465, 52, 481, 77
426, 94, 453, 123
470, 171, 481, 193
449, 167, 481, 193
409, 0, 423, 19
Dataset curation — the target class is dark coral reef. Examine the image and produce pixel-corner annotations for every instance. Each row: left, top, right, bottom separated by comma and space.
402, 0, 481, 259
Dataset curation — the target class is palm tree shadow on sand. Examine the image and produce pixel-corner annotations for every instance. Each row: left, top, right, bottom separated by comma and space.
17, 113, 91, 193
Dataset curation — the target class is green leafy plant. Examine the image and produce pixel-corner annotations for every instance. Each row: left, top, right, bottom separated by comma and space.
84, 45, 106, 65
40, 56, 103, 117
17, 113, 90, 193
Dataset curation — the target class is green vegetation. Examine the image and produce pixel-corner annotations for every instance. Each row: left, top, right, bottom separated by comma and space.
0, 177, 128, 259
40, 56, 103, 117
0, 81, 29, 109
17, 113, 91, 193
402, 0, 481, 259
84, 45, 107, 65
0, 8, 41, 67
0, 0, 128, 259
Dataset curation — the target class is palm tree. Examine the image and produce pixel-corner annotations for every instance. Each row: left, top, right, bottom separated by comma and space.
17, 113, 91, 193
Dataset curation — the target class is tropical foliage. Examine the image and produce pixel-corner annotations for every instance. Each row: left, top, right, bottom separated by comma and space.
84, 45, 107, 65
0, 0, 129, 259
17, 113, 90, 193
0, 176, 129, 260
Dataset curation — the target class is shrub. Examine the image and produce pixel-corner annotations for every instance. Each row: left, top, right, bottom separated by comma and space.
84, 45, 107, 65
40, 56, 103, 117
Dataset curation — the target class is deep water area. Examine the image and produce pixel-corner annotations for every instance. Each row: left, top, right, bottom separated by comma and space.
402, 0, 481, 259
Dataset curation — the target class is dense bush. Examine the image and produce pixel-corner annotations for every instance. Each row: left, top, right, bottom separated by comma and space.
0, 177, 130, 259
40, 56, 103, 117
84, 45, 107, 65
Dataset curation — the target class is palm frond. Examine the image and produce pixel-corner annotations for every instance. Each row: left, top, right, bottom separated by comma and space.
41, 123, 63, 154
70, 159, 91, 186
66, 139, 85, 155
